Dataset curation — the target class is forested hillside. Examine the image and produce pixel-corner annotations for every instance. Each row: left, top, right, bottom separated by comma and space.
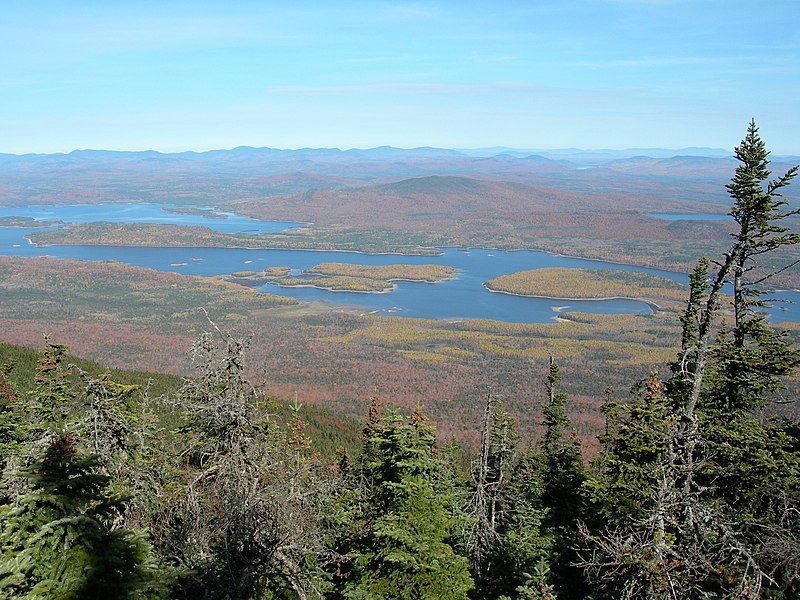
0, 123, 798, 599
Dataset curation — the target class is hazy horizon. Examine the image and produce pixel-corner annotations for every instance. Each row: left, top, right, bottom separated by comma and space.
0, 144, 741, 156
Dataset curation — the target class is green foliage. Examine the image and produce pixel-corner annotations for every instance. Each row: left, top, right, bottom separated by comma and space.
29, 338, 73, 433
539, 358, 588, 599
583, 121, 800, 598
0, 364, 22, 483
162, 332, 336, 599
698, 121, 800, 595
716, 122, 800, 415
343, 409, 473, 600
1, 122, 799, 598
586, 375, 673, 522
483, 451, 553, 600
541, 361, 586, 514
463, 395, 553, 600
500, 559, 556, 600
0, 434, 163, 599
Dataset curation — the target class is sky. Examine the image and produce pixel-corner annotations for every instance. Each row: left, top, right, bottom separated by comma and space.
1, 1, 799, 154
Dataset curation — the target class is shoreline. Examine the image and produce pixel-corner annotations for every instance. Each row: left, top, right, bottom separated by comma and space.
27, 237, 442, 257
483, 283, 662, 312
9, 208, 717, 279
10, 204, 793, 293
0, 201, 310, 228
22, 234, 790, 298
439, 244, 688, 280
0, 200, 779, 287
268, 282, 396, 294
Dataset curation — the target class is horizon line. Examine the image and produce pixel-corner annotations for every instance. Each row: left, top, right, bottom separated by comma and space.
0, 144, 771, 158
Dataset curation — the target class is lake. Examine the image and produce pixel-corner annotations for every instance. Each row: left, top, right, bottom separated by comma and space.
1, 203, 798, 324
0, 203, 299, 234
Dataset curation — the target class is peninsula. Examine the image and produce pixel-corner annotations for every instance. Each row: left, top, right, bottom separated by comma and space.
485, 267, 687, 310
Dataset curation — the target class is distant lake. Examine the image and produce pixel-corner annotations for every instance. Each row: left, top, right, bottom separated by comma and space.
1, 203, 797, 324
649, 212, 729, 221
0, 203, 299, 234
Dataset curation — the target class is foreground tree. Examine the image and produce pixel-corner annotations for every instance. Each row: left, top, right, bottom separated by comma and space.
581, 121, 800, 598
465, 395, 553, 599
0, 434, 162, 599
342, 408, 473, 599
466, 395, 516, 585
539, 358, 588, 599
159, 327, 337, 599
488, 450, 553, 600
0, 364, 21, 499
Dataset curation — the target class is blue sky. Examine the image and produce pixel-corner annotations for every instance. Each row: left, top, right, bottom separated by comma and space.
1, 1, 798, 153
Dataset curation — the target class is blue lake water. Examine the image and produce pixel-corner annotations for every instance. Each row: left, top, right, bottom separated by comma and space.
0, 203, 298, 234
0, 203, 798, 324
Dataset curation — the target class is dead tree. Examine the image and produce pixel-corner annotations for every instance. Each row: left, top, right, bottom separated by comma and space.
466, 394, 515, 579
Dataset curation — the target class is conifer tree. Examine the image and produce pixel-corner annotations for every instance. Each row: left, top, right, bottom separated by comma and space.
30, 338, 73, 432
0, 434, 162, 599
465, 395, 553, 600
586, 374, 673, 522
698, 121, 800, 595
506, 558, 556, 600
73, 368, 140, 465
582, 121, 800, 598
163, 327, 335, 599
539, 357, 587, 599
487, 449, 552, 600
4, 340, 78, 505
0, 365, 19, 464
467, 395, 516, 582
343, 409, 473, 599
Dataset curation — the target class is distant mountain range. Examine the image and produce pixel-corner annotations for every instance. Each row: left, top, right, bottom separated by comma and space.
0, 144, 797, 211
1, 145, 796, 167
1, 145, 795, 180
458, 146, 737, 163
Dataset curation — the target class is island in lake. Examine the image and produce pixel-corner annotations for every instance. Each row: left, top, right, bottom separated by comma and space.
485, 267, 687, 310
230, 262, 456, 293
161, 206, 229, 219
0, 216, 61, 227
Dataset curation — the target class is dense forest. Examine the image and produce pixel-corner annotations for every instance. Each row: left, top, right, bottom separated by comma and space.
1, 123, 799, 599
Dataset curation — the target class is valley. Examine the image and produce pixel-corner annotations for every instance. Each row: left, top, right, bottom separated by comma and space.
1, 150, 798, 446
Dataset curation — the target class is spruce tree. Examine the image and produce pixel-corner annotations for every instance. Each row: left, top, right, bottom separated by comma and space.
582, 121, 800, 598
164, 329, 335, 599
3, 340, 78, 507
539, 358, 587, 599
73, 368, 140, 464
488, 449, 552, 600
0, 434, 162, 599
467, 395, 516, 584
698, 121, 800, 594
344, 409, 473, 599
30, 339, 73, 432
0, 365, 19, 468
586, 374, 673, 522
